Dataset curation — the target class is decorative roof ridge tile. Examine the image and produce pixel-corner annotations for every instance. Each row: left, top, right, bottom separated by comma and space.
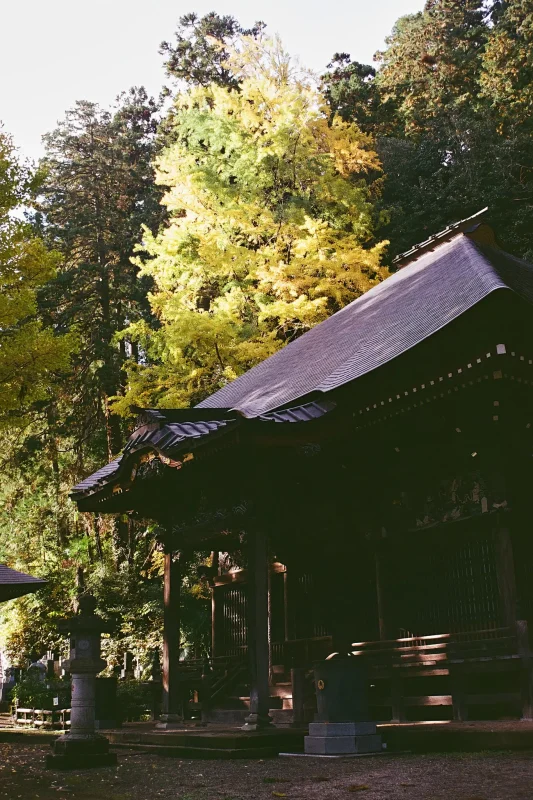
392, 207, 489, 269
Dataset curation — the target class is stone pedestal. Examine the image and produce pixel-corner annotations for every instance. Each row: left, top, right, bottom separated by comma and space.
47, 735, 117, 770
46, 595, 117, 770
304, 722, 383, 756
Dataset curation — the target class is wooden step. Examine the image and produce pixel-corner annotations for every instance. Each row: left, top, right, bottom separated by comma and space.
108, 727, 305, 758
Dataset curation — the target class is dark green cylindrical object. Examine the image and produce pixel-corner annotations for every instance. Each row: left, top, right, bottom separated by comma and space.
95, 677, 118, 729
313, 658, 369, 722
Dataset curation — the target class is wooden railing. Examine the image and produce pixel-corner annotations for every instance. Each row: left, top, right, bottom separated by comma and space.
272, 623, 533, 723
14, 707, 70, 729
350, 623, 532, 722
177, 654, 247, 720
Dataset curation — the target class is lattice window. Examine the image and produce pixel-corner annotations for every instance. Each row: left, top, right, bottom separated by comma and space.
386, 524, 500, 636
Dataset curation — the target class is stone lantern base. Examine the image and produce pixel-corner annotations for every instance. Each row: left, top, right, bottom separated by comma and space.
46, 734, 117, 770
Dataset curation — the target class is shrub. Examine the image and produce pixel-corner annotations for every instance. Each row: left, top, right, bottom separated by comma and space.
116, 679, 154, 722
11, 671, 71, 710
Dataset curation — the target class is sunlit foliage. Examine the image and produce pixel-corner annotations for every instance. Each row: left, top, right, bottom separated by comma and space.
115, 36, 387, 412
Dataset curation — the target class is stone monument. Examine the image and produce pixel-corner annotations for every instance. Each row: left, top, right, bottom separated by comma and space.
304, 657, 383, 756
46, 594, 117, 770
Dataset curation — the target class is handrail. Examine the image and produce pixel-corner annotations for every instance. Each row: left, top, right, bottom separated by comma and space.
351, 627, 513, 648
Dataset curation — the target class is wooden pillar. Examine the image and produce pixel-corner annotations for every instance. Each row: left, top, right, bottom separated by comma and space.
495, 526, 517, 628
291, 667, 305, 728
283, 570, 290, 642
283, 569, 290, 672
517, 619, 533, 720
242, 528, 273, 731
375, 541, 389, 641
211, 551, 219, 660
159, 549, 182, 726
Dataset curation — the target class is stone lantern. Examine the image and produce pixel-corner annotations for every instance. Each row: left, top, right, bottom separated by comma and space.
46, 594, 117, 770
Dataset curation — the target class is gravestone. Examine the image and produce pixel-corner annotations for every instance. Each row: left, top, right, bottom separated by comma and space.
120, 652, 135, 681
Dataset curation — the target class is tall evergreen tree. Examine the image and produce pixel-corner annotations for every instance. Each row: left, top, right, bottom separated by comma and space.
321, 0, 533, 260
481, 0, 533, 128
160, 11, 265, 90
38, 89, 164, 459
375, 1, 490, 133
321, 54, 388, 133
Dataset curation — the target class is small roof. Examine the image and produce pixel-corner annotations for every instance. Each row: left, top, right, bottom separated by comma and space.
198, 229, 533, 418
0, 565, 46, 602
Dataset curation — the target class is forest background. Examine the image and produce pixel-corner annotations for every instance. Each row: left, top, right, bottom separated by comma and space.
1, 0, 532, 673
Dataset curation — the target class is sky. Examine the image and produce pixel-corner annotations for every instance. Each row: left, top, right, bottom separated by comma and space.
1, 0, 425, 163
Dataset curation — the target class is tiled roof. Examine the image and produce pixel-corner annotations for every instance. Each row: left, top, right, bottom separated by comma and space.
0, 565, 46, 602
71, 416, 237, 498
71, 214, 533, 503
197, 235, 533, 418
71, 400, 335, 499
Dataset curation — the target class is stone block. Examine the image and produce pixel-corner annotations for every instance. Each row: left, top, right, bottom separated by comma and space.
354, 734, 382, 754
304, 735, 356, 755
309, 722, 377, 737
46, 735, 117, 770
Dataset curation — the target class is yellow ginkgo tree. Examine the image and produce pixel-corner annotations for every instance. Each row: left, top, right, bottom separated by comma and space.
115, 36, 388, 412
0, 129, 73, 428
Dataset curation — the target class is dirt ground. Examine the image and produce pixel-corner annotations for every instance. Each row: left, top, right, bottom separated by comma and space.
0, 743, 532, 800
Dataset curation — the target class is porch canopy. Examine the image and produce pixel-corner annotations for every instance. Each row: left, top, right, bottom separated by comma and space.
0, 564, 46, 602
70, 209, 533, 728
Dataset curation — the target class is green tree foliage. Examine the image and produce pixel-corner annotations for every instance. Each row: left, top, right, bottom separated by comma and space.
321, 54, 387, 133
160, 11, 265, 90
322, 0, 533, 260
38, 89, 164, 459
481, 0, 533, 128
375, 2, 490, 133
0, 94, 167, 666
0, 130, 72, 429
114, 36, 387, 412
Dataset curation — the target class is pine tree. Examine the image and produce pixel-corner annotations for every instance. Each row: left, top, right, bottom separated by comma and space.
321, 54, 390, 134
115, 36, 387, 412
160, 11, 265, 90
